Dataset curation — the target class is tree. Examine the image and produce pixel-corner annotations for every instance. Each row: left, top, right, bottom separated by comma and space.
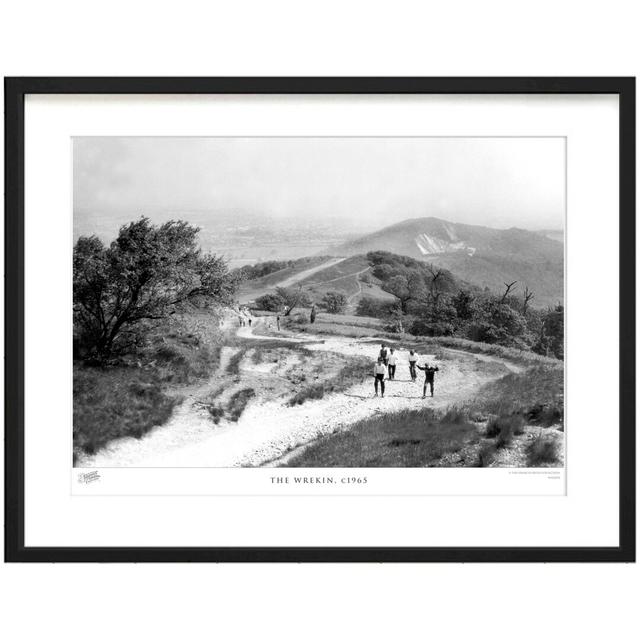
452, 289, 474, 321
468, 298, 527, 345
534, 304, 564, 359
275, 285, 311, 316
427, 264, 445, 304
384, 275, 412, 312
522, 286, 535, 314
321, 291, 348, 314
73, 218, 237, 358
500, 280, 518, 303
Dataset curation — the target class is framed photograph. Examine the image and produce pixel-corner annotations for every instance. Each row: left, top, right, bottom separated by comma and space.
4, 77, 635, 562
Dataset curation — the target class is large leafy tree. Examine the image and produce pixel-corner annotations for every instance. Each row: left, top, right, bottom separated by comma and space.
74, 218, 237, 357
275, 286, 311, 316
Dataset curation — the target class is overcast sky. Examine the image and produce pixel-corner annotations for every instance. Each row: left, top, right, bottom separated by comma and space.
74, 137, 565, 230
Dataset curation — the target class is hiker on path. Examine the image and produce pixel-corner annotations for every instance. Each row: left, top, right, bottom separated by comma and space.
387, 348, 397, 380
417, 361, 439, 398
408, 350, 418, 381
276, 316, 280, 331
310, 305, 316, 324
373, 358, 386, 397
379, 343, 388, 366
248, 318, 252, 327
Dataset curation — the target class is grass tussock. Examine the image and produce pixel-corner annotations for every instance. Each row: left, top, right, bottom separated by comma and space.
285, 408, 479, 467
289, 383, 326, 405
477, 441, 498, 467
526, 434, 559, 466
485, 414, 526, 448
226, 388, 256, 422
226, 347, 248, 376
204, 387, 257, 424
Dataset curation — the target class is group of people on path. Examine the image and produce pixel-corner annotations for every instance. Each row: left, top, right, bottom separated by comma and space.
373, 343, 439, 400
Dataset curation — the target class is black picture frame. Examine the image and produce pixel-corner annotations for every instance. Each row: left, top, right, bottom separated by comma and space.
4, 77, 635, 563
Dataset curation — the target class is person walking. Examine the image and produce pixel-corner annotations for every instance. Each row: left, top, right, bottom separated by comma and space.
276, 315, 280, 331
408, 350, 418, 381
310, 305, 316, 324
379, 343, 388, 366
373, 358, 386, 397
248, 318, 252, 327
416, 361, 439, 398
387, 348, 397, 380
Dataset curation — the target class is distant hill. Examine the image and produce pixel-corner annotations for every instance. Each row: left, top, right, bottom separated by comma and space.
332, 217, 563, 307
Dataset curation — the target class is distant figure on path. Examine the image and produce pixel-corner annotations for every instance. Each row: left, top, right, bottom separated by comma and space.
379, 343, 388, 366
310, 306, 316, 324
248, 318, 252, 327
408, 350, 418, 381
387, 348, 397, 380
417, 362, 439, 398
276, 315, 280, 331
238, 317, 243, 327
373, 358, 386, 397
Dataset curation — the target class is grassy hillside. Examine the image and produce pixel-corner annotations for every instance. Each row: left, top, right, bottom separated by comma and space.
332, 217, 563, 307
237, 256, 331, 302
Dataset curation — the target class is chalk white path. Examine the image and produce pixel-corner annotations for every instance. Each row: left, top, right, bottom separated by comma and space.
237, 257, 347, 303
81, 315, 515, 468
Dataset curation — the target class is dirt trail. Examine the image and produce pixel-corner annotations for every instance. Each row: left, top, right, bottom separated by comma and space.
275, 257, 347, 288
84, 314, 516, 468
237, 257, 347, 304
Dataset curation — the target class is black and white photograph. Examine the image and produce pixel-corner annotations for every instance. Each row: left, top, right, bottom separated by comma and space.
73, 136, 565, 470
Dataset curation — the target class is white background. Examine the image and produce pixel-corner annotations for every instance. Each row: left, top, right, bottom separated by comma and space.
1, 1, 638, 639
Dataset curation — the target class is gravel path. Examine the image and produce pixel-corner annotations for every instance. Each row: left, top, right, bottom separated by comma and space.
83, 315, 512, 468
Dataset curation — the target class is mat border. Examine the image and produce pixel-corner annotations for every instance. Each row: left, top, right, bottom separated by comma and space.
4, 77, 635, 563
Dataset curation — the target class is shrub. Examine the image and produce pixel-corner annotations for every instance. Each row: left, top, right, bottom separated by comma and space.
526, 434, 559, 466
322, 291, 348, 314
255, 292, 284, 312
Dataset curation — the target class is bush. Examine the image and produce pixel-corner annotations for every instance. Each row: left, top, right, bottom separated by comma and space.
526, 434, 559, 466
322, 291, 348, 314
255, 292, 284, 312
